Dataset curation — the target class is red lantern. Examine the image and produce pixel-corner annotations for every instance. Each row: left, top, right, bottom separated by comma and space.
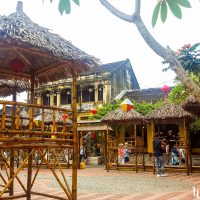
62, 114, 69, 119
91, 108, 97, 115
161, 85, 170, 93
10, 58, 25, 72
91, 132, 95, 139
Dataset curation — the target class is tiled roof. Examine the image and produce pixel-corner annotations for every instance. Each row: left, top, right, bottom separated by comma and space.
80, 59, 129, 75
122, 87, 173, 103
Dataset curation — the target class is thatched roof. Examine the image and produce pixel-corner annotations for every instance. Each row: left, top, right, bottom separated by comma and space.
102, 107, 146, 124
182, 96, 200, 116
77, 125, 112, 132
0, 79, 30, 97
0, 1, 99, 84
145, 102, 194, 120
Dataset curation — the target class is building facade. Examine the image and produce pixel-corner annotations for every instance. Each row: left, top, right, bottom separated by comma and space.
34, 59, 140, 111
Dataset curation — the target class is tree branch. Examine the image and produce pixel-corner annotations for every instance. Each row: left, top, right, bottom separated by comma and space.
99, 0, 132, 23
99, 0, 200, 100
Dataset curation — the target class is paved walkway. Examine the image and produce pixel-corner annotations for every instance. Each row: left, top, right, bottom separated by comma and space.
1, 166, 200, 199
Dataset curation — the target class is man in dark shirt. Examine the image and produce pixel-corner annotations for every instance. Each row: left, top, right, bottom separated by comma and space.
153, 132, 167, 177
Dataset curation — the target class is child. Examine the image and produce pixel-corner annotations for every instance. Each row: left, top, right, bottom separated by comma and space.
118, 143, 124, 164
124, 142, 130, 163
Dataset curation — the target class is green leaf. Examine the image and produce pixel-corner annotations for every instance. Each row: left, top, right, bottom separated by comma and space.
161, 1, 168, 23
72, 0, 80, 6
152, 2, 161, 28
176, 0, 191, 8
58, 0, 71, 15
167, 0, 182, 19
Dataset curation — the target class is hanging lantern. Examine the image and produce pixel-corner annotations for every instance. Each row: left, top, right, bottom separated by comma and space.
120, 98, 134, 112
161, 85, 170, 98
161, 85, 170, 93
91, 132, 95, 139
10, 58, 25, 72
62, 113, 69, 120
90, 108, 97, 115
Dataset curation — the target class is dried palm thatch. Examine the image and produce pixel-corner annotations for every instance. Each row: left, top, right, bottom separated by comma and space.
0, 79, 30, 97
182, 96, 200, 116
102, 107, 146, 124
0, 1, 100, 84
145, 102, 194, 120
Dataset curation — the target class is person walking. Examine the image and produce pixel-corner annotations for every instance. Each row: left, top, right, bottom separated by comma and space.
153, 132, 167, 177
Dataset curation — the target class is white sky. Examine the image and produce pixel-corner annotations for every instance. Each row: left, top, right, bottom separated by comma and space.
0, 0, 199, 102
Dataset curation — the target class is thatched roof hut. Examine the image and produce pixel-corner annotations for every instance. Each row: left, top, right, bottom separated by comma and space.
145, 102, 194, 120
0, 1, 99, 84
102, 107, 146, 124
182, 96, 200, 116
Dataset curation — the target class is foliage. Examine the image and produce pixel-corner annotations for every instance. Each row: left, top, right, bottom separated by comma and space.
190, 118, 200, 134
48, 0, 80, 15
152, 0, 191, 27
132, 100, 164, 116
163, 43, 200, 75
48, 0, 192, 24
168, 83, 188, 104
90, 99, 164, 119
89, 100, 121, 119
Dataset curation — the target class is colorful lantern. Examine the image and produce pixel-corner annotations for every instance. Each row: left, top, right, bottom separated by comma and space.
161, 85, 170, 93
62, 114, 69, 119
91, 108, 97, 115
120, 98, 134, 112
91, 132, 95, 139
161, 85, 170, 98
10, 58, 25, 72
34, 115, 42, 127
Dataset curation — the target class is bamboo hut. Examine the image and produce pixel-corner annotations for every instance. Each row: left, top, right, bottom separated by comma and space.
0, 1, 99, 199
102, 107, 147, 172
145, 102, 195, 175
182, 96, 200, 116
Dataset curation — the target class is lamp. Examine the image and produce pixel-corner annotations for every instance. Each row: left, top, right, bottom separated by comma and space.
88, 88, 93, 93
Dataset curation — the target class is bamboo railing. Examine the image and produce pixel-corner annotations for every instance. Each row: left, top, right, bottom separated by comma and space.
0, 100, 75, 200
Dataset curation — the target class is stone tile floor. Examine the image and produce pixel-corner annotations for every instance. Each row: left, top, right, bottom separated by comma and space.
1, 166, 200, 199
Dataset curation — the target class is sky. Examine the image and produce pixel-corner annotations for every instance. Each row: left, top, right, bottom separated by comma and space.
0, 0, 199, 102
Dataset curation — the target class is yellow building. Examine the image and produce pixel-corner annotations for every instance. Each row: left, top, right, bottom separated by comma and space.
34, 59, 140, 113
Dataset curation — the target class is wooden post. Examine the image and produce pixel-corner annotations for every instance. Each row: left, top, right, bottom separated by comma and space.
27, 76, 35, 200
10, 92, 17, 196
184, 118, 189, 175
105, 124, 109, 171
134, 124, 138, 173
142, 124, 145, 171
72, 74, 78, 200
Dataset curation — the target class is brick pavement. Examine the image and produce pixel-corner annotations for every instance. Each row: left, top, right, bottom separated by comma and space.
0, 166, 200, 199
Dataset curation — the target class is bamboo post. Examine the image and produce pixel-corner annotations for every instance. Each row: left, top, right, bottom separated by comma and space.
10, 92, 17, 196
184, 118, 189, 175
142, 124, 145, 171
27, 76, 35, 200
134, 124, 138, 173
72, 74, 78, 200
105, 126, 108, 171
151, 120, 155, 174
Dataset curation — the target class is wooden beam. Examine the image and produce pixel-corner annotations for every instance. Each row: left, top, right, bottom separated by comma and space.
12, 47, 32, 66
0, 68, 30, 79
